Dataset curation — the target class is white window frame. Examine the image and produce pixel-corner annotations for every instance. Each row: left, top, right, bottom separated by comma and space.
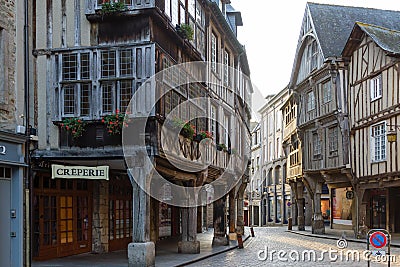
60, 52, 92, 119
322, 80, 332, 104
223, 49, 230, 86
370, 75, 382, 101
371, 122, 386, 162
211, 33, 217, 72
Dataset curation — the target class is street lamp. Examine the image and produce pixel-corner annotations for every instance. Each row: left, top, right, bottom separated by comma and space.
387, 124, 400, 143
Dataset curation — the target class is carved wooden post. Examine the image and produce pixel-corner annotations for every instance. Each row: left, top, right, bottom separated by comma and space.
236, 193, 245, 235
296, 182, 305, 231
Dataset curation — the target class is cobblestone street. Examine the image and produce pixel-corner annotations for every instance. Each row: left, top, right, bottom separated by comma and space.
188, 227, 400, 267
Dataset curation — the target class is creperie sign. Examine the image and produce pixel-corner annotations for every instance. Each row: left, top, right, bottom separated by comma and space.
52, 164, 109, 180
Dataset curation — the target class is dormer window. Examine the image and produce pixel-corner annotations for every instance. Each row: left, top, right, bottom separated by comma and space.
308, 39, 319, 72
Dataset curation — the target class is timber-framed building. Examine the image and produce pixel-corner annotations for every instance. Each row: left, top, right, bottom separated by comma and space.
30, 0, 252, 265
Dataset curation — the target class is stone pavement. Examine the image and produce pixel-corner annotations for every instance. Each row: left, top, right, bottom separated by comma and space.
32, 227, 251, 267
288, 225, 400, 248
188, 226, 400, 266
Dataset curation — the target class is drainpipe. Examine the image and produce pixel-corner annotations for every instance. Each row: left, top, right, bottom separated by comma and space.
24, 0, 31, 265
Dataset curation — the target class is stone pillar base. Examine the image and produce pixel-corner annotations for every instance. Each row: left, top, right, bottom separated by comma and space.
228, 233, 238, 240
312, 219, 325, 234
178, 241, 200, 254
128, 242, 155, 267
212, 236, 229, 246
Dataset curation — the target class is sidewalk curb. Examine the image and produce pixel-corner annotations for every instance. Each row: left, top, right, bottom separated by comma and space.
286, 230, 400, 248
174, 234, 251, 267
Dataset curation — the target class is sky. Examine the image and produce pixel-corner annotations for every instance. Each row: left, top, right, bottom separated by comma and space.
230, 0, 400, 104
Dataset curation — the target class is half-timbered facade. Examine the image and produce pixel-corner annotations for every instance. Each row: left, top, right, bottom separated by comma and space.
30, 0, 251, 265
290, 2, 400, 234
282, 94, 314, 230
343, 22, 400, 236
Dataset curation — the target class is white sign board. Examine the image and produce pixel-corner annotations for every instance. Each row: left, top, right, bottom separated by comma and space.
52, 164, 109, 180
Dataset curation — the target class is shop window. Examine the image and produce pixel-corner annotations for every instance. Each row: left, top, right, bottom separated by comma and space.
0, 166, 11, 179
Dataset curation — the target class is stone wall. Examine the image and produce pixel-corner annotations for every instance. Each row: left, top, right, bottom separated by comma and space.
0, 0, 16, 131
92, 180, 109, 253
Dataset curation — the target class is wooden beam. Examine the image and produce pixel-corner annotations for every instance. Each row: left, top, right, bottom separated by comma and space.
156, 164, 197, 181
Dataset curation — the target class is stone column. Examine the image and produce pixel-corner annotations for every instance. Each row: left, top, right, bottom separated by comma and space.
92, 180, 109, 253
178, 206, 200, 253
228, 191, 237, 240
128, 168, 155, 267
312, 181, 325, 234
212, 196, 228, 246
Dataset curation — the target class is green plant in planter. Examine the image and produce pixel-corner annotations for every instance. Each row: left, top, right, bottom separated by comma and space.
176, 23, 194, 41
217, 143, 227, 152
169, 118, 196, 140
61, 118, 86, 139
101, 0, 127, 14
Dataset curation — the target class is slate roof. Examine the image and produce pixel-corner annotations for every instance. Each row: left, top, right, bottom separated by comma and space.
356, 22, 400, 55
308, 2, 400, 58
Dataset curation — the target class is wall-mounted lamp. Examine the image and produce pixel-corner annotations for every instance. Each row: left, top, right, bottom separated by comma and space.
387, 124, 400, 143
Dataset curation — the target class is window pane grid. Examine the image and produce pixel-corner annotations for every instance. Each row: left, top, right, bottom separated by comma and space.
101, 51, 116, 78
119, 49, 133, 77
63, 85, 75, 115
120, 80, 133, 113
80, 83, 91, 116
62, 54, 78, 81
102, 83, 113, 113
373, 123, 386, 161
80, 53, 90, 80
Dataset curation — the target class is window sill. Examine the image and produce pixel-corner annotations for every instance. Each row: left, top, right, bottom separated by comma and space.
371, 159, 386, 164
313, 154, 322, 160
328, 151, 338, 157
371, 96, 382, 102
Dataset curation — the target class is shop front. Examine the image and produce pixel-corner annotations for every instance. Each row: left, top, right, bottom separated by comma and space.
32, 163, 133, 260
0, 132, 26, 267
